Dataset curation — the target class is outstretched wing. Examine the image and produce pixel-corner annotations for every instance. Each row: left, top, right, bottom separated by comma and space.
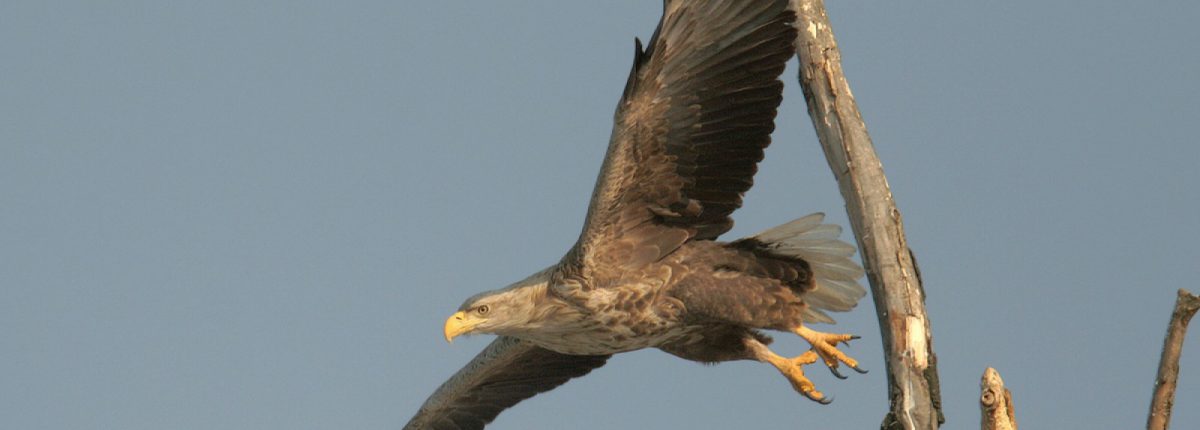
559, 0, 797, 285
404, 336, 609, 430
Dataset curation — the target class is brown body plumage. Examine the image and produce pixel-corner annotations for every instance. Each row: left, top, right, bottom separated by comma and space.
407, 1, 866, 429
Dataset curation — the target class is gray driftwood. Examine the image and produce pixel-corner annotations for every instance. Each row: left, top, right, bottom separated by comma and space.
789, 1, 943, 428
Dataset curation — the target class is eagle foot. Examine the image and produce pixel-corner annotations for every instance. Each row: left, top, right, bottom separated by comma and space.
764, 350, 832, 404
794, 325, 867, 379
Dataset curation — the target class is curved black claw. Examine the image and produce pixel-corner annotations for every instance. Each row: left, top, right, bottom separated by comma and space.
802, 390, 833, 405
843, 335, 862, 346
829, 365, 848, 379
849, 364, 869, 374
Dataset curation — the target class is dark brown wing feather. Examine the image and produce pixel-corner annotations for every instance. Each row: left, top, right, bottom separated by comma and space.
404, 336, 609, 430
560, 0, 797, 286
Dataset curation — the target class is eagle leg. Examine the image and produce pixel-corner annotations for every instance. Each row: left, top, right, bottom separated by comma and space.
793, 325, 867, 376
746, 338, 832, 404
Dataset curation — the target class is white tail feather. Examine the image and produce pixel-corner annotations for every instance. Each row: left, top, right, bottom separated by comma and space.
750, 212, 866, 324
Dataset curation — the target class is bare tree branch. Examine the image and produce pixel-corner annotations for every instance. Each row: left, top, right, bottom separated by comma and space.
1147, 289, 1200, 430
980, 368, 1017, 430
789, 1, 942, 428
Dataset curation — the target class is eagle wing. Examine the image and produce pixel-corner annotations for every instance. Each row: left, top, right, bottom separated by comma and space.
559, 0, 797, 286
408, 2, 798, 428
404, 336, 609, 430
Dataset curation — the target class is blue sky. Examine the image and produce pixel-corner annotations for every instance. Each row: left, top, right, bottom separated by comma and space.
3, 1, 1198, 429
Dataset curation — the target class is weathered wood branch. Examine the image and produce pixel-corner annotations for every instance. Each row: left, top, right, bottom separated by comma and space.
980, 368, 1017, 430
1146, 288, 1200, 430
789, 1, 942, 428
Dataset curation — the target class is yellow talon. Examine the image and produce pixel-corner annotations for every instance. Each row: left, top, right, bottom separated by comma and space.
794, 325, 866, 378
764, 350, 830, 404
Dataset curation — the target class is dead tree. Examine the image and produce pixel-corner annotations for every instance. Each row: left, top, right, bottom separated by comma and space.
1147, 289, 1200, 430
980, 368, 1018, 430
790, 1, 943, 428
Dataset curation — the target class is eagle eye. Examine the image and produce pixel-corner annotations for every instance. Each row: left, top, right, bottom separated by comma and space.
476, 305, 490, 315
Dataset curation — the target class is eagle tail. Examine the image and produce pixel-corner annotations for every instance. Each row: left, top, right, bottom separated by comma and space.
749, 213, 866, 324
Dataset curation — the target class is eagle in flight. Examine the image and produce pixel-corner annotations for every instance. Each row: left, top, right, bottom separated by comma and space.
406, 1, 866, 428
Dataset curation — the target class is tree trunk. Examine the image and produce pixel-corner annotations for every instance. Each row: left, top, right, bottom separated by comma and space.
789, 1, 943, 428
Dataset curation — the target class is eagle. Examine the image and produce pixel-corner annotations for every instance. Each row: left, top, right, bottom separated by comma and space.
406, 1, 866, 428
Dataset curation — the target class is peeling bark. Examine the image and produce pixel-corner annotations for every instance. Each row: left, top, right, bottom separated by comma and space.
789, 1, 942, 429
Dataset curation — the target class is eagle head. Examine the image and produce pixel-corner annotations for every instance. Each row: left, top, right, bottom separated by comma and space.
443, 270, 555, 342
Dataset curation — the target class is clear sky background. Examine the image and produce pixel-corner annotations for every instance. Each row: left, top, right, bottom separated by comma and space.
3, 1, 1198, 429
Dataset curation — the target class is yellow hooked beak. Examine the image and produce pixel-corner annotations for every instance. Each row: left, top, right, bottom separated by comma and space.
443, 311, 476, 343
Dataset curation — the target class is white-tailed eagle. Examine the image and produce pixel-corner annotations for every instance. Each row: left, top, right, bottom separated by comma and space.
406, 1, 866, 428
